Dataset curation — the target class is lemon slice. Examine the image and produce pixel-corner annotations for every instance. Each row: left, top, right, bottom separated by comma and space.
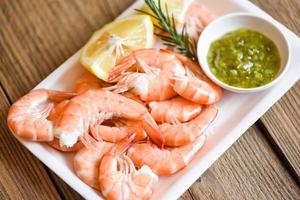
140, 0, 193, 25
80, 15, 154, 81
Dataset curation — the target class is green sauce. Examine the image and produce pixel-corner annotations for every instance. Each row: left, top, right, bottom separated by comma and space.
207, 28, 281, 88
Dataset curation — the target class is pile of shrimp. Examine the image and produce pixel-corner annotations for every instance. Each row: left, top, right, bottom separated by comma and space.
7, 3, 220, 200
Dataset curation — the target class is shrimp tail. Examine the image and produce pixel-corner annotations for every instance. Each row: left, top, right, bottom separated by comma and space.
104, 74, 138, 94
108, 54, 136, 82
135, 58, 159, 75
47, 90, 76, 102
141, 113, 165, 148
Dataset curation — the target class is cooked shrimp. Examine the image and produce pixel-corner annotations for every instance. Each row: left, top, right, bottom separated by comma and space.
99, 135, 158, 200
73, 139, 114, 189
7, 89, 75, 141
108, 48, 186, 101
160, 104, 217, 147
127, 134, 206, 176
148, 96, 202, 123
122, 91, 145, 105
178, 2, 214, 39
90, 113, 147, 143
74, 72, 110, 93
47, 100, 83, 152
49, 138, 83, 152
170, 51, 222, 104
54, 89, 164, 148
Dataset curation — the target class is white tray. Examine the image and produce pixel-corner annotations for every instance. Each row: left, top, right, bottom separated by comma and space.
15, 0, 300, 199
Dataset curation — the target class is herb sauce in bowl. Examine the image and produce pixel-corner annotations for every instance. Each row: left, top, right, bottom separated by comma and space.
207, 28, 281, 88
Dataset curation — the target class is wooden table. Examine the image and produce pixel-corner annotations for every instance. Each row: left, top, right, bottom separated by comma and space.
0, 0, 299, 199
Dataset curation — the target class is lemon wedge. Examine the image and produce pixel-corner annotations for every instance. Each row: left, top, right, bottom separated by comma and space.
140, 0, 193, 25
80, 15, 154, 81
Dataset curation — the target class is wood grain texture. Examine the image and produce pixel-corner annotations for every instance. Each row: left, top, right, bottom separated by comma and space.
0, 0, 131, 100
47, 170, 84, 200
258, 83, 300, 183
0, 87, 60, 199
251, 0, 300, 36
180, 126, 300, 200
250, 0, 300, 182
0, 0, 299, 200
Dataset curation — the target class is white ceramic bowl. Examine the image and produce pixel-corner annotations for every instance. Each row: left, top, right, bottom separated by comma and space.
197, 13, 290, 93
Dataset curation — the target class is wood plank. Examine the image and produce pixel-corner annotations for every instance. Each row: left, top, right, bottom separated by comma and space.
0, 87, 61, 199
0, 0, 120, 100
250, 0, 300, 36
102, 0, 135, 18
0, 0, 299, 200
47, 170, 84, 200
250, 0, 300, 181
179, 126, 300, 200
180, 192, 194, 200
258, 83, 300, 183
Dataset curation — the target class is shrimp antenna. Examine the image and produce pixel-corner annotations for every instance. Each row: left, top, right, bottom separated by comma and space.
113, 133, 136, 156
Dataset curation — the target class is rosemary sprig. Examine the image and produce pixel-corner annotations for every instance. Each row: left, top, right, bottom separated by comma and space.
136, 0, 197, 61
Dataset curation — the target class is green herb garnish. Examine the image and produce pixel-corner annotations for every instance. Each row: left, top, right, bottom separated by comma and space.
136, 0, 198, 61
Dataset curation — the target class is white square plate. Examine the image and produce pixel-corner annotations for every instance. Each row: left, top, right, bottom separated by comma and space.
14, 0, 300, 199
